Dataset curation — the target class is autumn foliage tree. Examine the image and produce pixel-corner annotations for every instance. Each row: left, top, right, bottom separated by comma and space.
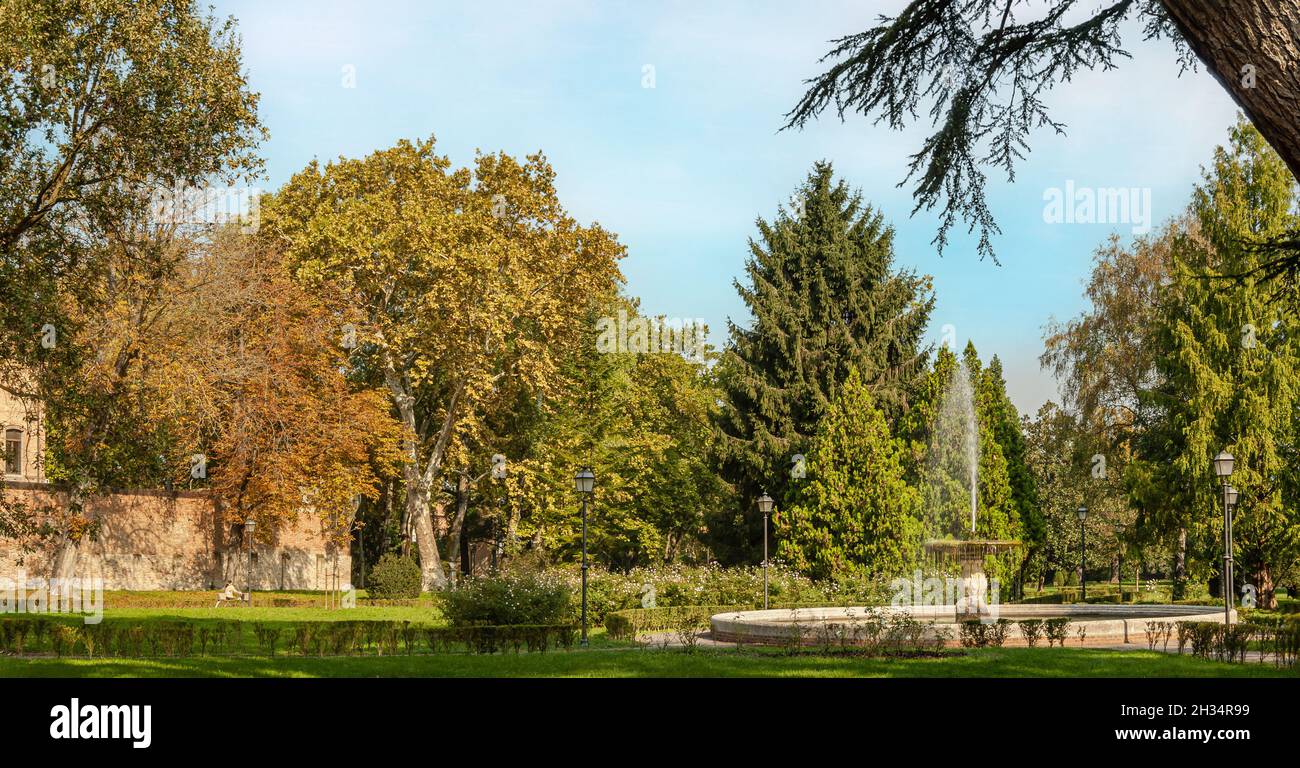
184, 229, 405, 546
263, 138, 624, 588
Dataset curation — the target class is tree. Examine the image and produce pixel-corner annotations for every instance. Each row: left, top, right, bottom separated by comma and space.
1134, 119, 1300, 607
1041, 222, 1177, 586
984, 355, 1042, 590
783, 1, 1300, 266
501, 298, 730, 571
185, 229, 406, 546
713, 161, 933, 563
775, 368, 921, 580
263, 139, 624, 588
0, 0, 263, 254
0, 0, 262, 566
1022, 401, 1135, 590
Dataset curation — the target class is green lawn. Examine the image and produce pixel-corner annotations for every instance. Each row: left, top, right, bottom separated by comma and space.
2, 647, 1296, 678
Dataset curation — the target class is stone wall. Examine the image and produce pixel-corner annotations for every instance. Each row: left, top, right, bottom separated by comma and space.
0, 481, 348, 591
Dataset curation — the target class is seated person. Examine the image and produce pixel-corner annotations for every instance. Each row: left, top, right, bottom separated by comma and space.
219, 580, 248, 603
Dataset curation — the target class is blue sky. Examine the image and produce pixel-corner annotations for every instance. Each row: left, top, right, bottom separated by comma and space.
214, 0, 1240, 415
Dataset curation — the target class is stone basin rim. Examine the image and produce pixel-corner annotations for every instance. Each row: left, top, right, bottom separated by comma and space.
708, 604, 1232, 647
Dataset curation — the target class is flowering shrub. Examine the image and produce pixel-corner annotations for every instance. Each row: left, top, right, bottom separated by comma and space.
547, 563, 889, 624
442, 571, 574, 626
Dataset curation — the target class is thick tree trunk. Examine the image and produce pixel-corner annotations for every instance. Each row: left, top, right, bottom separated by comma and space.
401, 468, 446, 590
1252, 564, 1277, 610
1159, 1, 1300, 181
383, 361, 454, 591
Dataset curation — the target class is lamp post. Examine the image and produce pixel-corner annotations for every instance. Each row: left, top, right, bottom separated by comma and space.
1213, 450, 1235, 625
244, 517, 256, 603
1075, 505, 1088, 601
756, 493, 774, 609
574, 467, 595, 647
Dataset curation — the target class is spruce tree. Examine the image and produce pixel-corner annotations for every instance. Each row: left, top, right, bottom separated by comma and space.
774, 369, 920, 580
710, 162, 934, 563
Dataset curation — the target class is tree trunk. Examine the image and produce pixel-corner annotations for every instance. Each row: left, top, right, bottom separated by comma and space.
1159, 1, 1300, 181
384, 363, 452, 590
1252, 564, 1277, 610
1172, 526, 1188, 599
405, 473, 445, 590
447, 473, 470, 583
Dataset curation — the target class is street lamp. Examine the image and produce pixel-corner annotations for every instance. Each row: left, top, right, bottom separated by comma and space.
756, 493, 774, 609
1075, 505, 1088, 601
1213, 450, 1235, 625
574, 467, 595, 647
244, 517, 256, 602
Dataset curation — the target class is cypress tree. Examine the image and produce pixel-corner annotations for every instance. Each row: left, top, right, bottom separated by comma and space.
985, 354, 1043, 592
774, 368, 920, 580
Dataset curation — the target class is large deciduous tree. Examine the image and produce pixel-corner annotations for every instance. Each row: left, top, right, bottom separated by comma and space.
0, 0, 262, 565
263, 139, 624, 588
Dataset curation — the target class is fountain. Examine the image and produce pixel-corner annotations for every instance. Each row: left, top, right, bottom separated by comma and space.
921, 358, 1018, 619
710, 356, 1233, 647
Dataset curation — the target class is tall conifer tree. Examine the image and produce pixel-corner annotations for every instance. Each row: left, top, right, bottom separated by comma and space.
1134, 118, 1300, 606
710, 162, 934, 563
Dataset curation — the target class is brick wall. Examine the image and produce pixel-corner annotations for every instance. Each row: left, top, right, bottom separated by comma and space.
0, 383, 44, 482
0, 482, 349, 591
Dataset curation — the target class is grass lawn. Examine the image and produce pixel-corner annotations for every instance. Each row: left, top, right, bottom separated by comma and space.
2, 646, 1296, 678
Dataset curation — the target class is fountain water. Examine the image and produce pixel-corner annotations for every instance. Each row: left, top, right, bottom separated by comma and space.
927, 358, 980, 535
922, 358, 1018, 618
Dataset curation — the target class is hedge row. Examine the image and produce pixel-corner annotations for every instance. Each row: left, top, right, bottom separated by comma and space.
604, 602, 840, 640
0, 617, 576, 657
1143, 617, 1300, 665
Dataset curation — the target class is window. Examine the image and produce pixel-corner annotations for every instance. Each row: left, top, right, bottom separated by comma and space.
3, 429, 20, 476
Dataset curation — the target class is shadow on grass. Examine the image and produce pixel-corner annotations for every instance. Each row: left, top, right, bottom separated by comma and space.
2, 647, 1297, 679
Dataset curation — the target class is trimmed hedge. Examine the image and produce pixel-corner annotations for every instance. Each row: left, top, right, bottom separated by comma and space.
365, 554, 423, 599
605, 601, 842, 640
606, 605, 736, 640
0, 617, 577, 657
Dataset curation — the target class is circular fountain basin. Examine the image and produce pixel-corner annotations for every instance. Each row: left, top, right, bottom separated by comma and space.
710, 604, 1232, 647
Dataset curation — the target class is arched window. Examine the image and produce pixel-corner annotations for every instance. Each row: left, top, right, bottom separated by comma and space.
3, 429, 20, 476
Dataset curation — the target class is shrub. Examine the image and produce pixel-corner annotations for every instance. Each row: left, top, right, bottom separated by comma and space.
988, 619, 1011, 648
366, 554, 423, 599
1044, 618, 1072, 647
1018, 619, 1045, 647
442, 571, 573, 627
959, 620, 986, 648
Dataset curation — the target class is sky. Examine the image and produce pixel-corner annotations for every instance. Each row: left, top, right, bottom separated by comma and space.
212, 0, 1241, 415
